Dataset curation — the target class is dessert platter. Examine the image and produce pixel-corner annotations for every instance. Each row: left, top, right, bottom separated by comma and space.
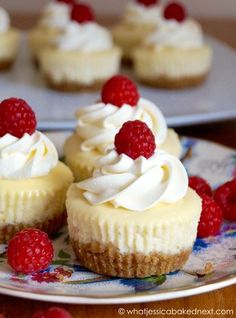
0, 131, 235, 304
0, 77, 235, 304
0, 0, 235, 306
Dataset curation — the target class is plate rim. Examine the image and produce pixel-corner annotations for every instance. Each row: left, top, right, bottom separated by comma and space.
0, 275, 235, 304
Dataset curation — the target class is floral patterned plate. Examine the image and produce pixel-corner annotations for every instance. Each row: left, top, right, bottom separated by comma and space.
0, 134, 235, 304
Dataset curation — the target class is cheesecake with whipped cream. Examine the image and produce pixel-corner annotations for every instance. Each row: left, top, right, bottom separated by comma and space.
64, 75, 182, 181
66, 120, 202, 277
112, 0, 162, 63
39, 3, 121, 91
0, 98, 73, 242
133, 2, 212, 88
0, 7, 20, 70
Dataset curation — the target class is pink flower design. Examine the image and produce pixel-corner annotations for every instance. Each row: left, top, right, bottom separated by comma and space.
31, 266, 73, 283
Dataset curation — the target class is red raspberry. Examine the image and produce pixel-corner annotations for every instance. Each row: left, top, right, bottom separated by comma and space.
33, 307, 72, 318
56, 0, 74, 5
7, 229, 54, 274
214, 179, 236, 222
189, 176, 213, 197
71, 3, 95, 24
137, 0, 159, 7
101, 75, 140, 107
115, 120, 156, 160
197, 194, 223, 238
0, 98, 36, 138
164, 2, 187, 23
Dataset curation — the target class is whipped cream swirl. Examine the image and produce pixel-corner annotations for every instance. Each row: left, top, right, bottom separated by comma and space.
0, 7, 10, 33
76, 98, 167, 154
146, 19, 203, 49
56, 21, 113, 52
0, 131, 58, 179
124, 2, 162, 25
39, 1, 71, 29
78, 149, 188, 211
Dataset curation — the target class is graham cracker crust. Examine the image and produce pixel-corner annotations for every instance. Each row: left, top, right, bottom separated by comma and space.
0, 211, 66, 243
45, 76, 105, 92
139, 73, 208, 89
0, 60, 14, 71
71, 239, 191, 278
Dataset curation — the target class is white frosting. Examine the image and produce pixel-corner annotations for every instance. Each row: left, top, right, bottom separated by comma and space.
0, 7, 10, 33
146, 19, 203, 49
0, 131, 58, 179
78, 149, 188, 211
39, 1, 71, 29
55, 21, 113, 52
124, 2, 162, 25
76, 98, 167, 154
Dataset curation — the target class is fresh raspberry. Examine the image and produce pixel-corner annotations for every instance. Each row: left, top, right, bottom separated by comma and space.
115, 120, 156, 160
189, 176, 213, 197
137, 0, 159, 7
56, 0, 75, 5
197, 194, 223, 238
163, 2, 186, 22
0, 98, 36, 138
101, 75, 140, 107
214, 179, 236, 222
33, 307, 72, 318
71, 3, 95, 24
7, 229, 54, 274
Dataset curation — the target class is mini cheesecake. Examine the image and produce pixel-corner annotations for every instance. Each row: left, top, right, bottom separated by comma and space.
0, 98, 73, 243
39, 3, 121, 91
133, 2, 212, 89
67, 121, 202, 277
64, 75, 182, 181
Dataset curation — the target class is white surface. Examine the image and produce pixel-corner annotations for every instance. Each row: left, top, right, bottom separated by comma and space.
0, 276, 235, 304
0, 34, 236, 130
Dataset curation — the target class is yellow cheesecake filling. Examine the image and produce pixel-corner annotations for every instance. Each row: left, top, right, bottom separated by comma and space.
39, 47, 121, 85
0, 28, 20, 61
112, 23, 156, 60
0, 162, 73, 225
133, 45, 212, 79
28, 27, 61, 59
67, 185, 202, 255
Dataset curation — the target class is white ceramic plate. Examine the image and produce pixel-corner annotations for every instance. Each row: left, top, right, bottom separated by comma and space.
0, 134, 235, 304
0, 35, 236, 130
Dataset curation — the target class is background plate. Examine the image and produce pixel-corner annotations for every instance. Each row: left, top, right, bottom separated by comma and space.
0, 134, 235, 304
0, 35, 236, 130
